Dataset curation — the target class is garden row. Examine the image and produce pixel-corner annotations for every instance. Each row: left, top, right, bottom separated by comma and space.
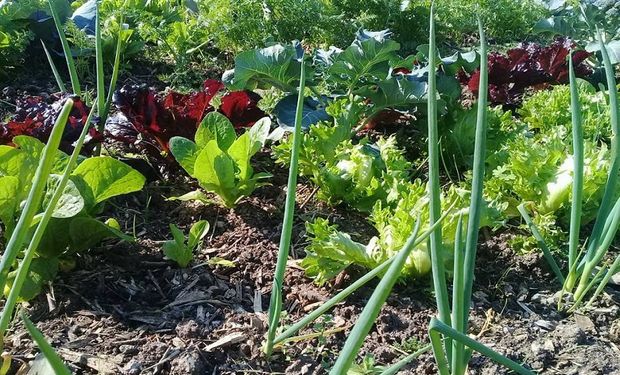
0, 0, 619, 373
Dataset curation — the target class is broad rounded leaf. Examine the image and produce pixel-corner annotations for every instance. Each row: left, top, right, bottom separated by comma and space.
274, 95, 331, 131
71, 156, 146, 209
45, 174, 85, 219
69, 217, 134, 253
0, 176, 19, 232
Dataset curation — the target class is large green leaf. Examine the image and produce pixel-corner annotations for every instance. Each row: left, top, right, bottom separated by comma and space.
71, 157, 146, 210
69, 217, 134, 253
248, 117, 271, 154
225, 42, 306, 92
327, 30, 400, 90
194, 141, 236, 206
36, 218, 72, 258
228, 133, 253, 181
361, 75, 428, 111
4, 258, 59, 302
196, 112, 236, 150
44, 175, 84, 219
0, 176, 19, 234
169, 137, 198, 176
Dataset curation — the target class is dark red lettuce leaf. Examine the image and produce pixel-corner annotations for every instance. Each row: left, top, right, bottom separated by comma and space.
0, 94, 101, 152
219, 91, 265, 128
463, 38, 593, 106
106, 80, 265, 159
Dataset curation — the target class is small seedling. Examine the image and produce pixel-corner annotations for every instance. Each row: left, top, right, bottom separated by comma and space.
163, 220, 210, 268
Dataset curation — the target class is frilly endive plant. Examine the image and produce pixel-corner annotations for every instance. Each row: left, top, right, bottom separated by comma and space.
327, 8, 534, 375
518, 30, 620, 312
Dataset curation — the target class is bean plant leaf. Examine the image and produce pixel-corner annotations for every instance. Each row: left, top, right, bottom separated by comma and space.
225, 42, 306, 92
69, 217, 134, 253
4, 258, 59, 302
45, 175, 84, 219
71, 156, 146, 210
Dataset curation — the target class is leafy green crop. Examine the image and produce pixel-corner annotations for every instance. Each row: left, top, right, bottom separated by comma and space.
170, 112, 271, 208
274, 113, 412, 211
163, 220, 210, 268
301, 180, 501, 284
0, 136, 145, 300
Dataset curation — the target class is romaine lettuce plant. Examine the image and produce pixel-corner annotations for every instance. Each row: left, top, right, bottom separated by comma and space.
163, 220, 210, 268
106, 80, 265, 163
169, 112, 271, 208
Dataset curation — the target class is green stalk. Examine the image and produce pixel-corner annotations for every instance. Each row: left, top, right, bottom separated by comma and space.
380, 344, 432, 375
100, 16, 125, 133
569, 264, 607, 312
264, 53, 306, 357
273, 207, 455, 345
517, 204, 564, 284
583, 30, 619, 263
574, 197, 620, 300
48, 0, 81, 96
452, 18, 488, 375
0, 99, 74, 293
41, 40, 67, 92
450, 215, 464, 373
22, 314, 71, 375
330, 219, 422, 373
429, 318, 535, 375
0, 104, 97, 335
427, 2, 451, 338
568, 51, 584, 273
585, 255, 620, 308
95, 2, 105, 121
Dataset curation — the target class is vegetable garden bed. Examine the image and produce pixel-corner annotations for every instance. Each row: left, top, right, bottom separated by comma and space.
1, 0, 620, 374
2, 160, 619, 374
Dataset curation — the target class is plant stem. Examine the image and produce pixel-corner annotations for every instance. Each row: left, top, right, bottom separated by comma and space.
568, 51, 584, 273
0, 99, 73, 293
48, 0, 81, 96
427, 2, 451, 341
0, 104, 96, 335
264, 54, 306, 357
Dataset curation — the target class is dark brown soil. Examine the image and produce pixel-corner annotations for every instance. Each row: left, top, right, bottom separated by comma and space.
2, 155, 620, 375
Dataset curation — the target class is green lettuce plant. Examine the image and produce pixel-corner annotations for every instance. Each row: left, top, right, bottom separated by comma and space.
169, 112, 271, 208
519, 35, 620, 312
163, 220, 210, 268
